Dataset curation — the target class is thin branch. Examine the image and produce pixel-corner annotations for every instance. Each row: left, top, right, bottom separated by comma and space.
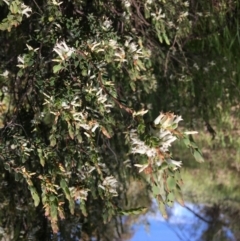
184, 205, 212, 224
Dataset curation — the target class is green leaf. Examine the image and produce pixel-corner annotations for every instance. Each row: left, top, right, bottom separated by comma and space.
152, 185, 160, 196
50, 203, 58, 221
174, 170, 183, 185
15, 172, 20, 181
167, 176, 176, 190
37, 148, 45, 167
29, 186, 40, 207
49, 135, 56, 147
119, 207, 147, 216
67, 122, 74, 139
60, 178, 68, 189
159, 203, 168, 219
183, 137, 190, 147
4, 163, 10, 171
49, 195, 57, 202
167, 192, 175, 202
193, 150, 204, 163
163, 33, 170, 45
69, 199, 75, 215
158, 162, 168, 171
53, 64, 62, 73
130, 81, 136, 91
190, 141, 198, 148
174, 188, 184, 206
80, 201, 87, 217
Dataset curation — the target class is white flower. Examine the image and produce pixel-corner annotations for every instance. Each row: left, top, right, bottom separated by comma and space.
90, 41, 101, 51
161, 135, 177, 147
91, 123, 99, 132
154, 112, 165, 125
167, 159, 182, 168
21, 3, 32, 18
184, 131, 198, 135
193, 63, 199, 70
146, 0, 153, 4
109, 39, 118, 49
133, 109, 148, 116
159, 129, 171, 139
173, 115, 183, 124
52, 0, 63, 5
53, 41, 75, 61
0, 70, 9, 77
151, 8, 165, 20
79, 124, 91, 130
123, 0, 131, 8
203, 67, 209, 72
102, 176, 118, 196
130, 131, 156, 157
102, 19, 112, 30
17, 55, 25, 68
3, 0, 9, 5
209, 61, 216, 66
61, 101, 70, 109
114, 48, 127, 63
134, 164, 149, 173
2, 86, 8, 92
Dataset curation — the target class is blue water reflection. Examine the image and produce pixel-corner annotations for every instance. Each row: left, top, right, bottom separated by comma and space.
131, 202, 235, 241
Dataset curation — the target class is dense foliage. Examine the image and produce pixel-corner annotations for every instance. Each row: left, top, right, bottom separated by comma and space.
0, 0, 239, 240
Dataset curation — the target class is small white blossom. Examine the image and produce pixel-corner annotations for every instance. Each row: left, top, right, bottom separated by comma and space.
193, 63, 199, 70
114, 48, 127, 63
133, 109, 148, 116
52, 0, 63, 6
134, 164, 149, 173
53, 41, 75, 61
123, 0, 131, 8
21, 3, 32, 18
130, 131, 157, 157
0, 70, 9, 77
154, 112, 165, 125
2, 86, 8, 92
184, 131, 198, 135
89, 41, 101, 51
151, 8, 165, 20
102, 18, 112, 30
102, 176, 118, 196
109, 39, 118, 49
167, 159, 182, 169
17, 55, 25, 68
61, 101, 70, 109
203, 67, 209, 72
3, 0, 9, 5
209, 61, 216, 66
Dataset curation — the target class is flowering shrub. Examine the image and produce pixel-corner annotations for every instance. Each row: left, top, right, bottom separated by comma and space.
4, 0, 238, 239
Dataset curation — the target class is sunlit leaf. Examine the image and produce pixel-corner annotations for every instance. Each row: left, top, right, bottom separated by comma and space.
152, 185, 160, 196
53, 64, 62, 73
118, 207, 147, 215
174, 188, 184, 206
29, 186, 40, 207
193, 150, 204, 163
167, 176, 176, 190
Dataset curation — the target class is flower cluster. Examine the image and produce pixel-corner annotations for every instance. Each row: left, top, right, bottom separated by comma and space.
53, 41, 75, 62
99, 176, 118, 196
130, 112, 191, 173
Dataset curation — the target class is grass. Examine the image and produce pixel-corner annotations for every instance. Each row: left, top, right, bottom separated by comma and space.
172, 108, 240, 207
